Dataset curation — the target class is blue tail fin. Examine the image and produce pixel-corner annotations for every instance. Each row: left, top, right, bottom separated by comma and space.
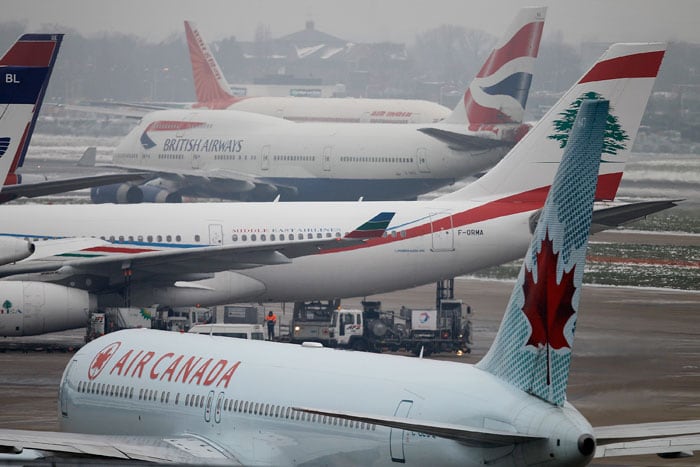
0, 33, 63, 181
476, 99, 608, 406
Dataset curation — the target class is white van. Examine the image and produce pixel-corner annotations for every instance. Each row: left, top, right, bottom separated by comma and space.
188, 323, 265, 340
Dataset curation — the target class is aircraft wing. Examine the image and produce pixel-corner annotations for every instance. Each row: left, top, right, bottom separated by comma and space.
0, 172, 150, 201
594, 420, 700, 459
0, 429, 240, 464
294, 407, 544, 447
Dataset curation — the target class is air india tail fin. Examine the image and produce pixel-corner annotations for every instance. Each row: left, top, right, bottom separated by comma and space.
0, 33, 63, 186
439, 42, 666, 203
476, 99, 608, 406
184, 20, 241, 109
442, 6, 545, 135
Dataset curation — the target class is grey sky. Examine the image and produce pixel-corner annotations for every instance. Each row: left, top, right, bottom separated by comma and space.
5, 0, 699, 46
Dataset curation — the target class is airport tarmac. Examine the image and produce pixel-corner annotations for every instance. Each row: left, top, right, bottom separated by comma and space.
0, 278, 698, 465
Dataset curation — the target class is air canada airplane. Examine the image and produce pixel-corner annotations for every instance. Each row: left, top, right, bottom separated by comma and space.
88, 7, 546, 203
0, 33, 146, 203
1, 100, 698, 465
183, 20, 451, 123
0, 43, 674, 337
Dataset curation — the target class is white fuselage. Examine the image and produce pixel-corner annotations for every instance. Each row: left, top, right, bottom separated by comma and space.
209, 95, 452, 124
113, 109, 512, 201
58, 329, 594, 466
1, 198, 535, 308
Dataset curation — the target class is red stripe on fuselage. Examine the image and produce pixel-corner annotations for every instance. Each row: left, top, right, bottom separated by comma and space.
476, 21, 544, 78
0, 41, 56, 67
578, 51, 664, 84
326, 172, 622, 254
83, 246, 158, 254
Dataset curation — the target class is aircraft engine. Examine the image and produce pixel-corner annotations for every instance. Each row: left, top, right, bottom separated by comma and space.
0, 237, 35, 265
0, 282, 97, 337
91, 183, 144, 204
140, 185, 182, 203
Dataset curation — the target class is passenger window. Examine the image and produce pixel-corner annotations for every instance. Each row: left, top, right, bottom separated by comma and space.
335, 232, 341, 238
279, 234, 285, 241
176, 235, 182, 242
233, 400, 239, 411
260, 234, 266, 241
251, 234, 257, 241
264, 404, 269, 416
285, 407, 291, 418
109, 236, 115, 242
232, 234, 238, 241
185, 394, 190, 406
175, 393, 179, 405
157, 235, 162, 242
298, 233, 303, 240
326, 232, 331, 238
242, 234, 247, 241
166, 235, 172, 242
254, 402, 260, 415
147, 235, 153, 242
137, 235, 143, 242
307, 233, 312, 239
128, 236, 134, 242
270, 234, 275, 241
194, 234, 200, 242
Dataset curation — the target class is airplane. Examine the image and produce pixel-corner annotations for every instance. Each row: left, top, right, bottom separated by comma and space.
87, 7, 546, 203
0, 33, 147, 203
0, 43, 675, 337
183, 19, 452, 123
1, 99, 698, 465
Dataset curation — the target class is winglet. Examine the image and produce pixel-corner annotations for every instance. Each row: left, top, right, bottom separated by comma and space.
477, 99, 608, 406
184, 21, 241, 109
345, 212, 395, 239
0, 34, 63, 184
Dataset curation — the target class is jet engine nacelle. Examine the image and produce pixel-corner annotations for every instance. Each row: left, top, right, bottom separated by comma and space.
0, 282, 97, 336
91, 183, 143, 204
0, 237, 35, 265
140, 185, 182, 203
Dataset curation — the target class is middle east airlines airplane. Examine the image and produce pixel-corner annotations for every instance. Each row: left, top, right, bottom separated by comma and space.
1, 100, 698, 465
88, 7, 546, 203
0, 43, 674, 338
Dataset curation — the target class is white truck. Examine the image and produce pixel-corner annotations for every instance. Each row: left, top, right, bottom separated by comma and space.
328, 299, 472, 356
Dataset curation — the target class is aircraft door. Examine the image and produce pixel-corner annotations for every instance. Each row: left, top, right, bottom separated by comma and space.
209, 224, 224, 245
261, 145, 270, 171
59, 359, 79, 417
191, 153, 202, 169
204, 390, 215, 422
322, 145, 332, 172
214, 391, 224, 424
390, 399, 413, 462
416, 147, 430, 173
430, 214, 454, 252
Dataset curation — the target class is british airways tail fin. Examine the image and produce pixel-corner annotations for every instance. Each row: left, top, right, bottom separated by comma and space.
439, 42, 666, 203
0, 33, 63, 185
442, 6, 545, 134
477, 99, 607, 406
184, 21, 241, 109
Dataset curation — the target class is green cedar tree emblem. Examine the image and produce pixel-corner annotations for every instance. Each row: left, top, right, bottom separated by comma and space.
3, 300, 12, 313
548, 91, 629, 156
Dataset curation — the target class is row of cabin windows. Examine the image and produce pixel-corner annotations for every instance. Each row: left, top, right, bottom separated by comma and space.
75, 380, 376, 432
214, 154, 256, 161
340, 156, 414, 164
231, 231, 341, 242
157, 154, 184, 160
272, 155, 315, 162
116, 153, 138, 159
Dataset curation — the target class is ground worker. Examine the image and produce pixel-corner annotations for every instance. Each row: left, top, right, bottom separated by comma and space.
265, 311, 277, 340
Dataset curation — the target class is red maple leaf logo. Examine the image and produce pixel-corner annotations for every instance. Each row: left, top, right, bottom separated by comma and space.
522, 230, 577, 352
88, 341, 121, 380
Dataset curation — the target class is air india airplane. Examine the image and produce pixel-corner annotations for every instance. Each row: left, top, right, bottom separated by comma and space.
0, 43, 672, 337
0, 100, 697, 465
88, 7, 546, 203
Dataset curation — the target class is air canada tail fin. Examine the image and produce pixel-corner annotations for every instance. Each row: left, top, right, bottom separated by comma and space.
439, 42, 666, 203
0, 33, 63, 185
476, 99, 608, 406
442, 6, 545, 132
184, 20, 241, 109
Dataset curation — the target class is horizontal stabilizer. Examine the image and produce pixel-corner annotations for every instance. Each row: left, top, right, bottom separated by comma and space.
590, 199, 680, 233
418, 127, 512, 151
594, 420, 700, 459
77, 146, 97, 167
294, 406, 544, 447
1, 172, 150, 200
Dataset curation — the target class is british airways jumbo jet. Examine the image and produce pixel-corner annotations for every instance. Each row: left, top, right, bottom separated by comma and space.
1, 100, 697, 465
0, 43, 672, 337
90, 7, 546, 203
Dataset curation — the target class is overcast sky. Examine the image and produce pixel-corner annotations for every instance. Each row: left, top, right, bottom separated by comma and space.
5, 0, 699, 46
